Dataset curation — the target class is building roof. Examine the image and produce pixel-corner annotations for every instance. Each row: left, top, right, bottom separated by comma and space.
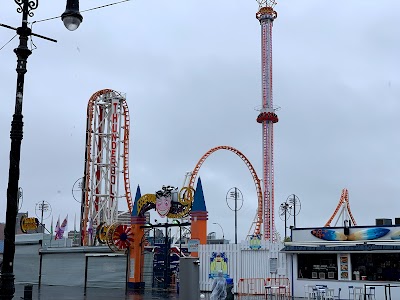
282, 241, 400, 253
192, 177, 207, 212
131, 184, 141, 217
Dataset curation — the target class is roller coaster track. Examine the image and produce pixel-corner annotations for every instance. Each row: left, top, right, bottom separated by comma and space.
188, 146, 263, 237
325, 188, 357, 227
82, 89, 133, 246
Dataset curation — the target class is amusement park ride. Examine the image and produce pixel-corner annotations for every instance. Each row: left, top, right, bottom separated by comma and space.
77, 0, 281, 253
69, 0, 359, 291
254, 0, 279, 241
325, 188, 357, 227
68, 0, 285, 289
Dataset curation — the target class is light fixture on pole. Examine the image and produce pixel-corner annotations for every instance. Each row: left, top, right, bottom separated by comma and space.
212, 222, 225, 242
287, 194, 301, 228
226, 187, 244, 244
61, 0, 83, 31
0, 1, 82, 298
278, 201, 291, 240
35, 200, 52, 233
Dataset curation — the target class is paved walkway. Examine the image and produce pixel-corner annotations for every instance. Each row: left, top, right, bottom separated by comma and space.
15, 284, 305, 299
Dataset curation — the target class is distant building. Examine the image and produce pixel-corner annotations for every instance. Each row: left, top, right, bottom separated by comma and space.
207, 231, 228, 244
117, 211, 131, 225
68, 230, 81, 246
117, 210, 150, 225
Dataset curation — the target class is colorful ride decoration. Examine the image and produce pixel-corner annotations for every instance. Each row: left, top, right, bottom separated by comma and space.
106, 223, 134, 252
94, 221, 134, 252
20, 216, 39, 233
126, 178, 212, 290
137, 186, 194, 219
249, 234, 262, 250
95, 222, 109, 244
209, 252, 229, 279
155, 186, 173, 217
101, 185, 194, 254
311, 228, 390, 241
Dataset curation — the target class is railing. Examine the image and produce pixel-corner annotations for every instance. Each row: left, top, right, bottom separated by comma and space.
363, 283, 400, 300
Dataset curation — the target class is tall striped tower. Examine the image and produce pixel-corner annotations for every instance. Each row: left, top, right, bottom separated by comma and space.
255, 0, 278, 241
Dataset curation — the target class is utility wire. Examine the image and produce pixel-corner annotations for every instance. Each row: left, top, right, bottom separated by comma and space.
0, 0, 130, 51
81, 0, 131, 14
32, 0, 131, 24
0, 34, 17, 51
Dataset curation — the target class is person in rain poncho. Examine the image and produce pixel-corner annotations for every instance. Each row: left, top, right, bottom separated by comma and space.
210, 270, 227, 300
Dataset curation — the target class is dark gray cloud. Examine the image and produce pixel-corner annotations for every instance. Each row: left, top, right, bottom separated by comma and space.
1, 0, 399, 241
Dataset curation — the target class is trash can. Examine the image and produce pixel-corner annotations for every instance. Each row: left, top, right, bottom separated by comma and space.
226, 278, 234, 300
24, 284, 33, 300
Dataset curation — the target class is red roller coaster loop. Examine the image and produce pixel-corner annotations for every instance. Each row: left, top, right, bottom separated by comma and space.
188, 146, 264, 237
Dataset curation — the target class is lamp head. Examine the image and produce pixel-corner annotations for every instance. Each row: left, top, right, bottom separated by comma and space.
61, 0, 83, 31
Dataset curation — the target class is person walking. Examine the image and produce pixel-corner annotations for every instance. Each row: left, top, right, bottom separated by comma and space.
210, 270, 227, 300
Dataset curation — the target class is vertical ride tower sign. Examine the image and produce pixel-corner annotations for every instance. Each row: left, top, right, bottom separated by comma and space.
110, 99, 119, 210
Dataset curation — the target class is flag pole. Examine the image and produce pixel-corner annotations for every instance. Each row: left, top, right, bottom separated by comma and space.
74, 213, 77, 246
50, 216, 53, 247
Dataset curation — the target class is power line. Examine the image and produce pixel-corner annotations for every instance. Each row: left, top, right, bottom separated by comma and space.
32, 0, 131, 24
0, 34, 17, 52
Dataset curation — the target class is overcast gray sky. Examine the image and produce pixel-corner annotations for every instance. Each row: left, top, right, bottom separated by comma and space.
1, 0, 400, 242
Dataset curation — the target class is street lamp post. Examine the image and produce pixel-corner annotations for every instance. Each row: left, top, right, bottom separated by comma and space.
226, 187, 244, 244
0, 1, 82, 298
212, 222, 225, 243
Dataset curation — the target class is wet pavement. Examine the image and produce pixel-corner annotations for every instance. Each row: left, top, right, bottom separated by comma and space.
16, 284, 180, 300
15, 284, 304, 299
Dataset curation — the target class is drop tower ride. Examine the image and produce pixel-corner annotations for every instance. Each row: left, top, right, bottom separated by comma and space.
255, 0, 278, 241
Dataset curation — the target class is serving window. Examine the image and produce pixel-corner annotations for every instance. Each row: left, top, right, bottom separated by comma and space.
351, 253, 400, 281
297, 254, 338, 280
